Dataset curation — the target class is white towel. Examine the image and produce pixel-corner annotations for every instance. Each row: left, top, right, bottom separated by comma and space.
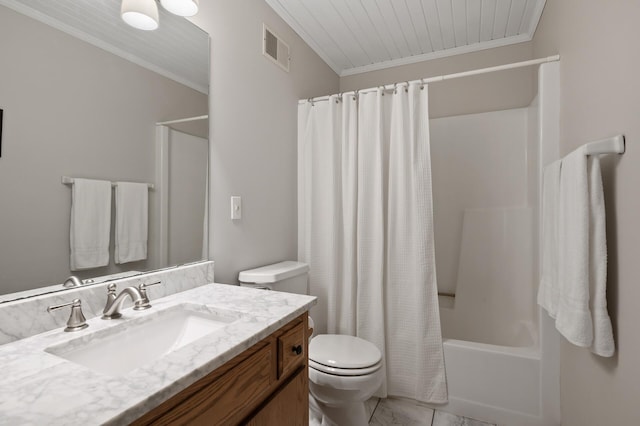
554, 151, 613, 356
586, 157, 614, 357
537, 160, 562, 315
115, 182, 148, 264
70, 178, 111, 270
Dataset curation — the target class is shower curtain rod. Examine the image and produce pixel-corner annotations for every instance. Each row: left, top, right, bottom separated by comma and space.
299, 55, 560, 104
156, 115, 208, 125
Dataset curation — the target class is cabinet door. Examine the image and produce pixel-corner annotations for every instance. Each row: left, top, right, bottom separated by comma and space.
246, 367, 308, 426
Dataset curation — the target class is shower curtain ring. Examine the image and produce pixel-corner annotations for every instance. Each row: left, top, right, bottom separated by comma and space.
393, 83, 398, 94
405, 81, 409, 93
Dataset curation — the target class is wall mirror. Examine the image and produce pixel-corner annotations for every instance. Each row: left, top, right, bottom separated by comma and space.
0, 0, 210, 303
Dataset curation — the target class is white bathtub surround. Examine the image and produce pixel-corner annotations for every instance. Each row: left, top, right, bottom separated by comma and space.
70, 178, 112, 270
298, 83, 447, 403
441, 207, 536, 347
0, 261, 214, 345
0, 283, 316, 425
537, 149, 614, 357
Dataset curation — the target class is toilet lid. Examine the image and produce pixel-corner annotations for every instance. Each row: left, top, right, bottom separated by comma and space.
309, 334, 382, 369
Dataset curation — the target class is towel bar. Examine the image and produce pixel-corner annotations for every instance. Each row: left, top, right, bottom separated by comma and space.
62, 176, 154, 190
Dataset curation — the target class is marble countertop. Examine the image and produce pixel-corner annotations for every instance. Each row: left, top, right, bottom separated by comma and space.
0, 283, 316, 425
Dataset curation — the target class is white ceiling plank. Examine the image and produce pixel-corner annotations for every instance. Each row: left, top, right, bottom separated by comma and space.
392, 0, 425, 55
373, 0, 413, 58
328, 0, 385, 65
359, 0, 405, 60
451, 0, 468, 47
466, 0, 482, 44
505, 0, 527, 37
404, 0, 435, 53
480, 0, 497, 41
520, 0, 546, 35
263, 0, 546, 76
421, 0, 444, 51
436, 0, 456, 49
301, 0, 370, 67
279, 0, 354, 70
492, 0, 511, 40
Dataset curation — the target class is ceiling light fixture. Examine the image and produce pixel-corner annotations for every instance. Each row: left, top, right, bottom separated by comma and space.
121, 0, 159, 31
121, 0, 199, 31
160, 0, 199, 17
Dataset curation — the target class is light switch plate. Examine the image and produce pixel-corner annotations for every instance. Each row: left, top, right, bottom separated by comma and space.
231, 196, 241, 220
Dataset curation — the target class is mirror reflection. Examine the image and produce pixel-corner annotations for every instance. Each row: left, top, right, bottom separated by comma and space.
0, 0, 209, 301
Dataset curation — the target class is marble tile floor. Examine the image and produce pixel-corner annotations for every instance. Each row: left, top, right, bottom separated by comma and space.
366, 397, 496, 426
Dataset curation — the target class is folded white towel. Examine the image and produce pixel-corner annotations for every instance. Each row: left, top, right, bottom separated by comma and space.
70, 178, 111, 270
115, 182, 148, 264
537, 160, 562, 315
553, 151, 613, 356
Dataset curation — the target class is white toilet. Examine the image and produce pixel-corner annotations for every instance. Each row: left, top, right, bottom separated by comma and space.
239, 261, 383, 426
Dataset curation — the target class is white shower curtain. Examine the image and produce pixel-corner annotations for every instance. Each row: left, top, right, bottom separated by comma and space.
298, 83, 447, 403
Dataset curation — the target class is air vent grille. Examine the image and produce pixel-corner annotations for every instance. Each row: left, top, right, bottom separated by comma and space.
263, 24, 290, 72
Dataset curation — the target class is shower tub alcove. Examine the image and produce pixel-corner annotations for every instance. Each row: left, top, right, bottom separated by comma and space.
427, 62, 561, 426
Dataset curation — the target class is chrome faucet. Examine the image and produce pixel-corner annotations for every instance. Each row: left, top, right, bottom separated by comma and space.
102, 284, 147, 319
62, 276, 82, 288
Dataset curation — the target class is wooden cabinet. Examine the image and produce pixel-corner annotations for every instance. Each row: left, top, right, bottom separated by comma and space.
133, 313, 309, 426
246, 367, 307, 425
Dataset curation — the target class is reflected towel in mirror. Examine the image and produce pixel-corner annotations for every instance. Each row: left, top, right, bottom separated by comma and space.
70, 178, 111, 270
115, 182, 148, 264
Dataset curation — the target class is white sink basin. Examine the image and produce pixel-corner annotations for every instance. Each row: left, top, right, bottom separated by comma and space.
46, 304, 240, 376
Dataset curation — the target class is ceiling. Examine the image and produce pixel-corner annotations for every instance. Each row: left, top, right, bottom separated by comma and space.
0, 0, 209, 93
265, 0, 547, 76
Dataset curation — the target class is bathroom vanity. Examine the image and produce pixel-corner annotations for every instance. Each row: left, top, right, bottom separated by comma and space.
134, 313, 309, 425
0, 281, 316, 425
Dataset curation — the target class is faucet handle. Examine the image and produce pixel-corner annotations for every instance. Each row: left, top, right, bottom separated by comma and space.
136, 281, 162, 310
47, 299, 89, 332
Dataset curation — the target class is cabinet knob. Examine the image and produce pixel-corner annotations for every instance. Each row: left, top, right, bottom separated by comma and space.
292, 345, 303, 355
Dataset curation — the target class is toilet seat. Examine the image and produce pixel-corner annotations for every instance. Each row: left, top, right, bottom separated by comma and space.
309, 334, 382, 376
309, 358, 382, 376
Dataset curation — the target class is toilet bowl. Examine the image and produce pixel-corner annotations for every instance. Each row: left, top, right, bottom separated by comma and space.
308, 334, 383, 425
238, 261, 383, 426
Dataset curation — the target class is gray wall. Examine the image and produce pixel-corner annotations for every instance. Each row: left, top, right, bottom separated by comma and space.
190, 0, 340, 284
533, 1, 640, 424
0, 6, 207, 294
340, 42, 536, 118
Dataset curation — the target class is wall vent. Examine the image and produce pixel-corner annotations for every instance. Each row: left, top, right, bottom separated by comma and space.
263, 24, 290, 72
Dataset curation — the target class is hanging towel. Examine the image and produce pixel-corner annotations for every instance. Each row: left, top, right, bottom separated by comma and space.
70, 178, 111, 270
115, 182, 148, 264
554, 151, 613, 356
538, 160, 562, 315
586, 157, 614, 356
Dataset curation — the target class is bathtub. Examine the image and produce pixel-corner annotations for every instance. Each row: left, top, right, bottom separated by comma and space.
432, 297, 542, 426
427, 207, 543, 426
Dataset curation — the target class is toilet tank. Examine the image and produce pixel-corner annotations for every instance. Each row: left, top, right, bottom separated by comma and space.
238, 261, 309, 295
